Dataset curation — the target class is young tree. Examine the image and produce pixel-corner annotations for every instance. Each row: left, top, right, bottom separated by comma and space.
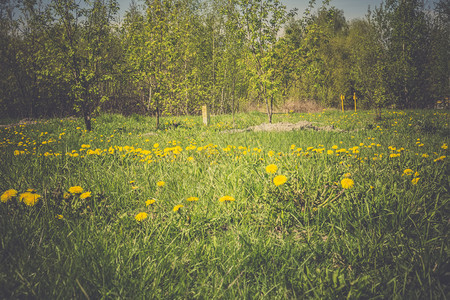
234, 0, 296, 123
49, 0, 119, 131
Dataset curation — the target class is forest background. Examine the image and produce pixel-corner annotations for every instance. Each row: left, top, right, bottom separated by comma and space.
0, 0, 448, 130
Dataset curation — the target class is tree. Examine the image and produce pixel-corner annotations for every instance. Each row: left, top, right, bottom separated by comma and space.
49, 0, 119, 131
234, 0, 296, 123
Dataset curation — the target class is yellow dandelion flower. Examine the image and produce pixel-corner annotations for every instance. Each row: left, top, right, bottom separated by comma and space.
341, 178, 354, 189
343, 173, 352, 178
20, 192, 41, 206
442, 143, 448, 150
56, 214, 64, 219
135, 212, 148, 221
268, 150, 275, 157
1, 189, 18, 203
186, 197, 199, 202
434, 156, 446, 162
68, 186, 83, 194
265, 164, 278, 174
402, 169, 414, 176
273, 175, 287, 186
146, 199, 156, 206
411, 178, 420, 185
173, 204, 184, 212
79, 192, 91, 199
219, 195, 235, 202
156, 181, 165, 187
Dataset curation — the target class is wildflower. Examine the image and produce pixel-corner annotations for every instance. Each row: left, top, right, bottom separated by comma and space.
219, 196, 235, 202
442, 143, 448, 150
265, 164, 278, 174
402, 169, 414, 176
273, 175, 288, 186
68, 186, 83, 194
19, 192, 41, 206
156, 181, 165, 187
343, 173, 351, 178
1, 189, 18, 203
56, 214, 64, 219
341, 178, 354, 189
63, 192, 71, 199
434, 156, 446, 162
135, 212, 148, 221
411, 178, 420, 185
173, 204, 184, 212
79, 192, 91, 199
268, 150, 275, 157
186, 197, 199, 202
146, 199, 156, 206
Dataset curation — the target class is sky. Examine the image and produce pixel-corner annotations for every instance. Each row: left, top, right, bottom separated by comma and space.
116, 0, 385, 21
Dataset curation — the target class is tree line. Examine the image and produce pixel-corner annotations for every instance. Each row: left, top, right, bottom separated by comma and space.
0, 0, 448, 129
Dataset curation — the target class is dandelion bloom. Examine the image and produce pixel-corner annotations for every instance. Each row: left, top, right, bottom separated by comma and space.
341, 178, 354, 189
265, 164, 278, 174
273, 175, 287, 186
219, 196, 235, 202
186, 197, 199, 202
343, 173, 352, 178
411, 178, 420, 185
135, 212, 148, 221
173, 204, 184, 212
19, 192, 41, 206
68, 186, 83, 194
156, 181, 165, 187
56, 214, 64, 219
146, 199, 156, 206
402, 169, 414, 176
1, 189, 18, 203
79, 192, 91, 199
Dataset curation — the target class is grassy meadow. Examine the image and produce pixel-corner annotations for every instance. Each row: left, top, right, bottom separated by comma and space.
1, 109, 449, 298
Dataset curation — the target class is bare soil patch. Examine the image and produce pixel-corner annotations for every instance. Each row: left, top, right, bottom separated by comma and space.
223, 121, 342, 133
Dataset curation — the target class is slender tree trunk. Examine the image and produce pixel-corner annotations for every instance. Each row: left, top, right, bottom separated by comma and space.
232, 77, 236, 128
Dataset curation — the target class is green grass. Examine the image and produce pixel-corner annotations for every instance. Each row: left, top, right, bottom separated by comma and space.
1, 109, 449, 298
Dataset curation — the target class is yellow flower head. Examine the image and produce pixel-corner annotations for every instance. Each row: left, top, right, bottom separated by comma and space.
186, 197, 199, 202
56, 214, 64, 219
156, 181, 165, 187
19, 192, 41, 206
173, 204, 184, 212
265, 164, 278, 174
219, 196, 235, 202
402, 169, 414, 176
135, 212, 148, 221
1, 189, 18, 203
68, 186, 83, 194
341, 178, 354, 189
343, 173, 352, 178
273, 175, 287, 186
79, 191, 91, 199
411, 178, 420, 185
146, 199, 156, 206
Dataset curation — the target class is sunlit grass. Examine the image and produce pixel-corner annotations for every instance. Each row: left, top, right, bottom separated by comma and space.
0, 109, 448, 298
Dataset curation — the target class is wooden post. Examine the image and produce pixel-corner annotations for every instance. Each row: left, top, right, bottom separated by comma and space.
353, 92, 357, 112
202, 105, 210, 125
340, 94, 345, 112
